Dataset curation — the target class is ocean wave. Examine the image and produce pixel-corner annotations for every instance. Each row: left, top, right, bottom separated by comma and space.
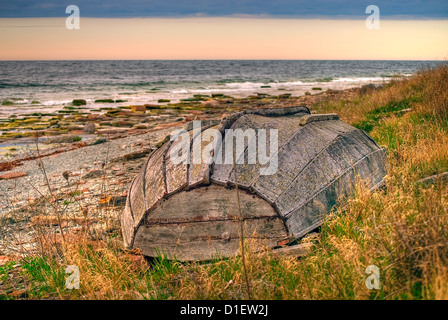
332, 77, 388, 83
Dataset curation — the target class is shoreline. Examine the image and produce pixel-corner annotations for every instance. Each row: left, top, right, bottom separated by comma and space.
0, 77, 390, 117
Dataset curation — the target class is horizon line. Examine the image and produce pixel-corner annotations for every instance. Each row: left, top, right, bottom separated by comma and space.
2, 15, 448, 20
0, 59, 446, 62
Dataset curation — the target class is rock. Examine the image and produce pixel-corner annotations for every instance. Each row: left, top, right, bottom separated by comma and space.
201, 99, 222, 108
43, 135, 82, 144
83, 169, 104, 179
132, 124, 148, 129
97, 128, 129, 135
144, 104, 160, 109
43, 129, 63, 136
87, 114, 103, 121
95, 99, 115, 103
83, 123, 96, 134
112, 120, 135, 127
0, 171, 28, 180
86, 137, 107, 146
122, 149, 151, 161
72, 99, 87, 106
157, 99, 170, 103
0, 255, 10, 266
154, 135, 170, 148
67, 125, 84, 131
114, 111, 133, 116
131, 105, 146, 113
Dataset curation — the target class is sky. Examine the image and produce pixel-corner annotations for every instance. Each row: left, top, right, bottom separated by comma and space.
0, 0, 447, 60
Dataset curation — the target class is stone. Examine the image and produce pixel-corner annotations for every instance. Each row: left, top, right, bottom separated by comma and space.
87, 114, 103, 121
0, 171, 28, 180
97, 128, 129, 135
132, 124, 148, 129
0, 255, 10, 266
87, 137, 107, 146
201, 99, 222, 108
83, 123, 96, 134
131, 105, 146, 113
72, 99, 87, 106
43, 135, 82, 144
113, 120, 135, 127
144, 104, 160, 109
67, 125, 84, 131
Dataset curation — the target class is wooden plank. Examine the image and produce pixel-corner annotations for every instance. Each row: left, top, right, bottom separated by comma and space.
146, 185, 277, 222
188, 125, 220, 188
122, 199, 134, 248
165, 131, 191, 195
134, 217, 287, 261
227, 115, 305, 188
299, 113, 339, 126
211, 115, 257, 184
284, 148, 387, 238
274, 129, 379, 216
417, 171, 448, 186
212, 108, 309, 184
128, 170, 146, 229
271, 242, 313, 258
143, 143, 169, 220
213, 114, 305, 187
253, 121, 353, 203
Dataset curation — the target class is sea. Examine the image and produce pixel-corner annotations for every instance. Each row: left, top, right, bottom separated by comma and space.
0, 60, 444, 117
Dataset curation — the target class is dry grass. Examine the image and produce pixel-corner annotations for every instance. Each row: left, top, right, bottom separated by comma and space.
2, 64, 448, 300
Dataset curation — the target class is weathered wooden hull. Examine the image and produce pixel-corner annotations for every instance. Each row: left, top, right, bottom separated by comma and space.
122, 106, 387, 261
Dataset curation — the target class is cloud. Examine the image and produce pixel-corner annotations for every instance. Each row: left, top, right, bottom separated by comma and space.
0, 0, 447, 18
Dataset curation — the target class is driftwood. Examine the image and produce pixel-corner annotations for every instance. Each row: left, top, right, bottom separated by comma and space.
417, 171, 448, 186
122, 106, 387, 261
271, 242, 313, 258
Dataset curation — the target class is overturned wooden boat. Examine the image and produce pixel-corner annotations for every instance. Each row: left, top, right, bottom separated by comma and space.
122, 106, 387, 261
